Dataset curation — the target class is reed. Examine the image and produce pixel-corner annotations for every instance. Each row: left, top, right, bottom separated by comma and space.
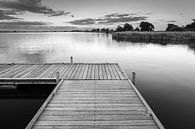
112, 31, 195, 43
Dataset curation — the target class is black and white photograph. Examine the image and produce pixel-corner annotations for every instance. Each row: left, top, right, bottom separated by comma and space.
0, 0, 195, 129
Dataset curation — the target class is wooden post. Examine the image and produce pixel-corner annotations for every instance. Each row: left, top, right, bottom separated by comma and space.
70, 56, 73, 64
56, 71, 60, 83
132, 72, 136, 85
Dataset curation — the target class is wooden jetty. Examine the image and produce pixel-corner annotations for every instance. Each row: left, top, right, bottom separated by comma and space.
0, 63, 164, 129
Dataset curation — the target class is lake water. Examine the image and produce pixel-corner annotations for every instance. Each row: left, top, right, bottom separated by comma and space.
0, 32, 195, 129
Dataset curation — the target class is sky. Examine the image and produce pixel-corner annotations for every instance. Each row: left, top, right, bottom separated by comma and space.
0, 0, 194, 31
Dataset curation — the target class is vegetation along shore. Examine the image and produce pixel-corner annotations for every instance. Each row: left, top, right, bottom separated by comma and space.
112, 31, 195, 43
111, 20, 195, 43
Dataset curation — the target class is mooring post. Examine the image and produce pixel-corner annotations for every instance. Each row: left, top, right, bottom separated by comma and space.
56, 71, 60, 83
70, 56, 73, 64
132, 72, 136, 85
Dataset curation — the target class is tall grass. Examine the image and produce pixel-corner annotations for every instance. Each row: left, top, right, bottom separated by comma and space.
112, 31, 195, 43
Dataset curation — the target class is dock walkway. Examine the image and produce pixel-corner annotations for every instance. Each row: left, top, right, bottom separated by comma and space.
0, 63, 164, 129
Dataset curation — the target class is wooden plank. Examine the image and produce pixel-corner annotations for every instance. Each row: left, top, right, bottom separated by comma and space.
102, 64, 107, 79
98, 64, 103, 80
110, 64, 119, 79
34, 65, 51, 78
78, 64, 85, 79
61, 64, 72, 79
34, 120, 155, 126
0, 65, 31, 78
0, 78, 56, 85
72, 64, 81, 79
75, 64, 83, 79
13, 65, 36, 78
95, 64, 99, 79
35, 121, 93, 126
50, 64, 64, 78
28, 65, 49, 78
37, 65, 56, 78
25, 80, 64, 129
108, 64, 116, 79
19, 65, 41, 78
90, 64, 95, 79
115, 64, 126, 80
65, 64, 76, 79
82, 64, 88, 79
86, 64, 91, 80
33, 125, 158, 129
105, 64, 111, 79
0, 65, 10, 70
21, 65, 43, 78
0, 65, 19, 75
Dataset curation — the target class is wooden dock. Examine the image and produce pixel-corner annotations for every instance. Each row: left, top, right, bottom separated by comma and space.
0, 63, 164, 129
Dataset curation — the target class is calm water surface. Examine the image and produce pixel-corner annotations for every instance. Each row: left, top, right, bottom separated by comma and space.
0, 32, 195, 129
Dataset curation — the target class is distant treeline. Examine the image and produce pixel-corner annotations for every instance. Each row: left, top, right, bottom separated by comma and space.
89, 19, 195, 33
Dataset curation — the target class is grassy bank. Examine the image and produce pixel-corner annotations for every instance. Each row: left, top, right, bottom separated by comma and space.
112, 31, 195, 43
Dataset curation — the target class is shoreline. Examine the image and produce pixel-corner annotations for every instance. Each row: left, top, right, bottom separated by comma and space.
112, 31, 195, 43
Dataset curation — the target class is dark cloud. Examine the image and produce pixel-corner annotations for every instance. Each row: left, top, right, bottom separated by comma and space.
0, 21, 51, 25
69, 18, 95, 25
68, 13, 148, 25
167, 20, 177, 23
49, 11, 70, 17
144, 13, 153, 15
0, 0, 69, 18
98, 16, 147, 24
0, 9, 22, 20
157, 19, 177, 23
104, 13, 130, 18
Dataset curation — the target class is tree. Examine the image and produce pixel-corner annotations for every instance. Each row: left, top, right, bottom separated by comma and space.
123, 23, 133, 31
134, 27, 140, 31
101, 28, 106, 33
166, 24, 183, 31
96, 28, 100, 32
115, 25, 123, 32
105, 28, 110, 34
91, 28, 100, 32
139, 22, 154, 31
185, 19, 195, 31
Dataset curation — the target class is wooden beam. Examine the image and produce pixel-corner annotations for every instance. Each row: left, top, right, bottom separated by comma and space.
0, 78, 57, 85
119, 66, 165, 129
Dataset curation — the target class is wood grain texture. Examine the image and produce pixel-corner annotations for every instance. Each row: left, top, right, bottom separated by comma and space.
0, 63, 127, 81
0, 63, 163, 129
30, 80, 160, 129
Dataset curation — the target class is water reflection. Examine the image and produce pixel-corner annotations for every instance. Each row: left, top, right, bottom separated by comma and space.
0, 84, 55, 129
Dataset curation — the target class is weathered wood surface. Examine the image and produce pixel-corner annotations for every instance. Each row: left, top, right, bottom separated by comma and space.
29, 80, 162, 129
0, 63, 126, 80
1, 63, 163, 128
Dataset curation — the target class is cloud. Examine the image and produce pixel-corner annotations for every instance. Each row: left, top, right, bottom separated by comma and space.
0, 21, 51, 25
167, 20, 177, 23
0, 9, 22, 20
49, 11, 70, 17
0, 0, 70, 18
157, 19, 177, 23
69, 18, 95, 25
68, 13, 148, 25
144, 13, 153, 15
